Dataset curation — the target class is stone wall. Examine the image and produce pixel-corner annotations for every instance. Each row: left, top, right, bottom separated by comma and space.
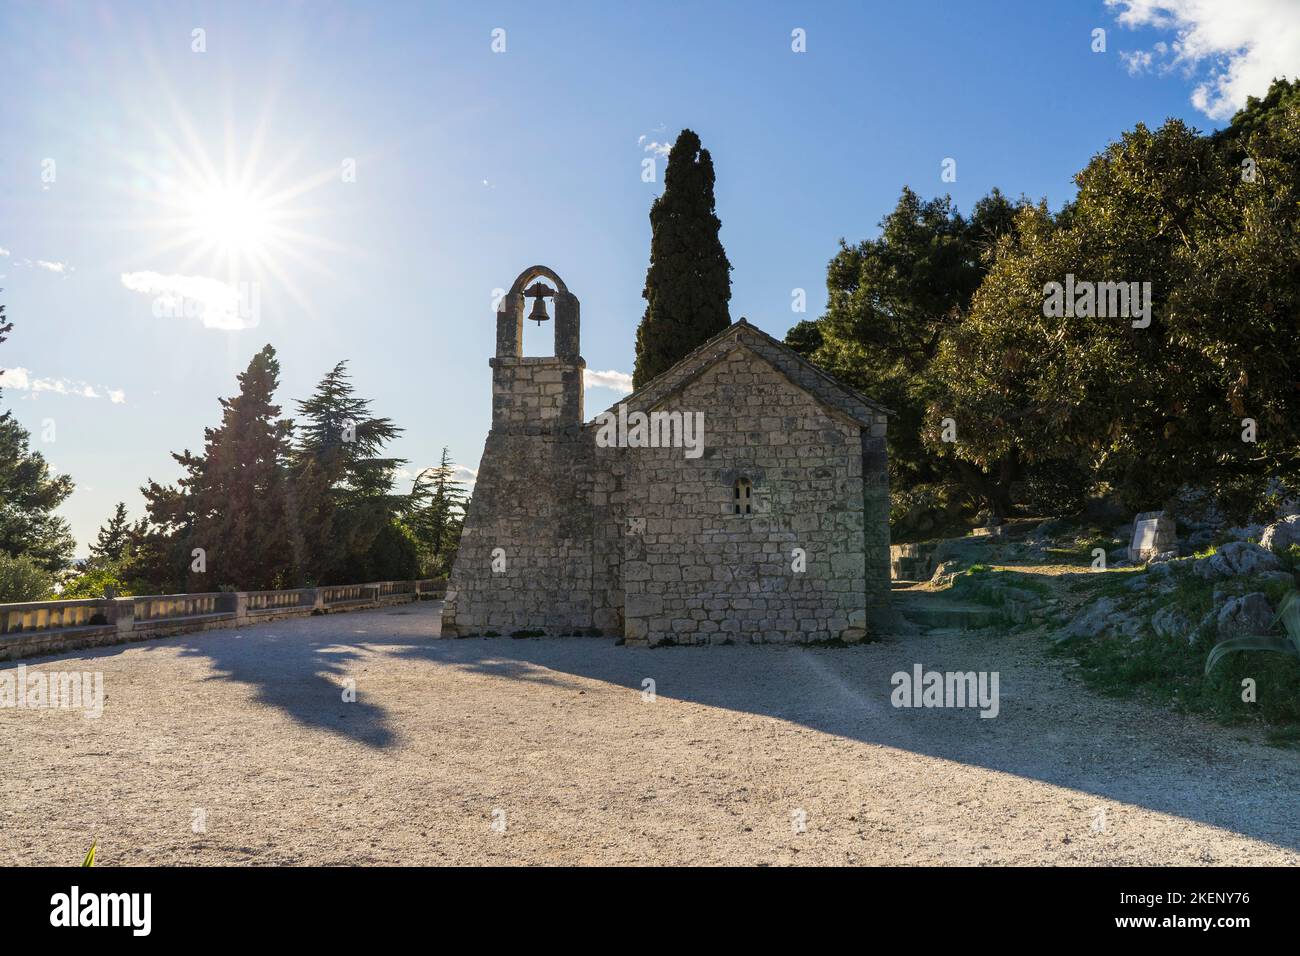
0, 580, 444, 662
440, 337, 601, 634
618, 350, 887, 645
441, 422, 599, 636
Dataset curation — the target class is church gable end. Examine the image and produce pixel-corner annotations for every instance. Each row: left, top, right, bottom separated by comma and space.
616, 350, 890, 646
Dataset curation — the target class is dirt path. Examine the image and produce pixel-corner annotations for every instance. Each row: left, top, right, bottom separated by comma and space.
1, 601, 1296, 865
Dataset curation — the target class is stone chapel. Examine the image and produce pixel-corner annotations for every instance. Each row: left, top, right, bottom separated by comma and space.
441, 265, 895, 646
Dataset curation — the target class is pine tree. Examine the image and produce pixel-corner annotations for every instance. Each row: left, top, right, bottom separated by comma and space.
293, 361, 409, 583
633, 129, 733, 389
0, 304, 76, 571
195, 345, 296, 590
136, 345, 296, 592
408, 447, 469, 577
89, 502, 131, 563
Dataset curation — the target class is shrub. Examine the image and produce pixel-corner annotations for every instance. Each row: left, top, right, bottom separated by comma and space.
1206, 591, 1300, 676
0, 552, 56, 602
58, 562, 132, 600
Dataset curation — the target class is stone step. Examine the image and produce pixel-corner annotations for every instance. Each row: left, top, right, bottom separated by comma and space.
894, 596, 1001, 631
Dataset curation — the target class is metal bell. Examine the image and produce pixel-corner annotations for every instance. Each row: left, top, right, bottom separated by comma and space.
527, 287, 550, 325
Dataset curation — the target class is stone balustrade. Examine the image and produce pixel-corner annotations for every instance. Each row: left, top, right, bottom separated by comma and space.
0, 579, 446, 662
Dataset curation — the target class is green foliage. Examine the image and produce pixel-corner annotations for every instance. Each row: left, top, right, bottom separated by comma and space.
1206, 591, 1300, 675
0, 305, 76, 571
1277, 545, 1300, 573
130, 346, 298, 592
0, 551, 55, 602
59, 561, 132, 600
293, 361, 408, 585
82, 843, 96, 867
123, 351, 434, 593
89, 502, 131, 563
1059, 569, 1300, 728
406, 447, 469, 578
931, 81, 1300, 519
790, 79, 1300, 525
633, 129, 732, 389
888, 482, 975, 542
788, 186, 1020, 520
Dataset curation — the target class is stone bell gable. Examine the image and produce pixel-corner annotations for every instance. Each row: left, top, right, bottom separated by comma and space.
442, 265, 896, 644
441, 266, 598, 638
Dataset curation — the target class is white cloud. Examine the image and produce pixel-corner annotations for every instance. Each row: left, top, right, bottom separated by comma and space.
396, 463, 478, 490
0, 247, 9, 257
0, 366, 125, 403
11, 257, 73, 274
1108, 0, 1300, 119
0, 367, 30, 390
584, 368, 634, 394
637, 134, 672, 158
120, 271, 260, 330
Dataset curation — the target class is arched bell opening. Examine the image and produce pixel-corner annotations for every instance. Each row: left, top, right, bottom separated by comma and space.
497, 265, 580, 361
520, 278, 559, 358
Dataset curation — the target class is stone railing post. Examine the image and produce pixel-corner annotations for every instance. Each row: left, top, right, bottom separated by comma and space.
233, 591, 249, 623
114, 597, 136, 636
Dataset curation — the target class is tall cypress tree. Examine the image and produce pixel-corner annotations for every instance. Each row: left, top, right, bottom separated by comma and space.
632, 129, 732, 389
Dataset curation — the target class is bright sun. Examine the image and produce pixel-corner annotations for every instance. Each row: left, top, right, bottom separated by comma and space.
120, 101, 346, 317
188, 185, 272, 256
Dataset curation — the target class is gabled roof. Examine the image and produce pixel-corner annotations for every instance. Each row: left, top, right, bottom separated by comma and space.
594, 318, 894, 427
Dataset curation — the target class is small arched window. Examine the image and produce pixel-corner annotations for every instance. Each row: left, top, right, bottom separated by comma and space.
733, 477, 753, 515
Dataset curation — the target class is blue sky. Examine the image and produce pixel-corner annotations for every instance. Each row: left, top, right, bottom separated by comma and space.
1, 0, 1296, 554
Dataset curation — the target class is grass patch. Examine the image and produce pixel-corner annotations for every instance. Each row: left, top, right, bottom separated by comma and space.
1041, 527, 1125, 567
1051, 572, 1300, 732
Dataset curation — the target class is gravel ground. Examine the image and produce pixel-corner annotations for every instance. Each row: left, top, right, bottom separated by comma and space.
1, 600, 1296, 866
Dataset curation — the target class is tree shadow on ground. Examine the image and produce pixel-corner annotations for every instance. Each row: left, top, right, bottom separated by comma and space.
374, 603, 1300, 854
20, 615, 400, 748
178, 625, 398, 748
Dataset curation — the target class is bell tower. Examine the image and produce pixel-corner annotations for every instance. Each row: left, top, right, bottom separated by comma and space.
442, 265, 599, 637
490, 265, 584, 428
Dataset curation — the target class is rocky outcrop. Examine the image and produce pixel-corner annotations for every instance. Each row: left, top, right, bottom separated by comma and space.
1261, 515, 1300, 554
1193, 541, 1282, 579
1215, 592, 1274, 640
1057, 596, 1141, 643
1151, 605, 1200, 644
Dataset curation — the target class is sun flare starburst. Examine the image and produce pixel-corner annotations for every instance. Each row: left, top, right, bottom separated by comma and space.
107, 87, 362, 328
184, 183, 273, 257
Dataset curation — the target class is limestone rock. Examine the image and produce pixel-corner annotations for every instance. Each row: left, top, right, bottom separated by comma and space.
1260, 515, 1300, 554
1151, 605, 1199, 644
1215, 592, 1274, 641
1193, 541, 1282, 579
929, 560, 961, 589
1057, 596, 1140, 643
